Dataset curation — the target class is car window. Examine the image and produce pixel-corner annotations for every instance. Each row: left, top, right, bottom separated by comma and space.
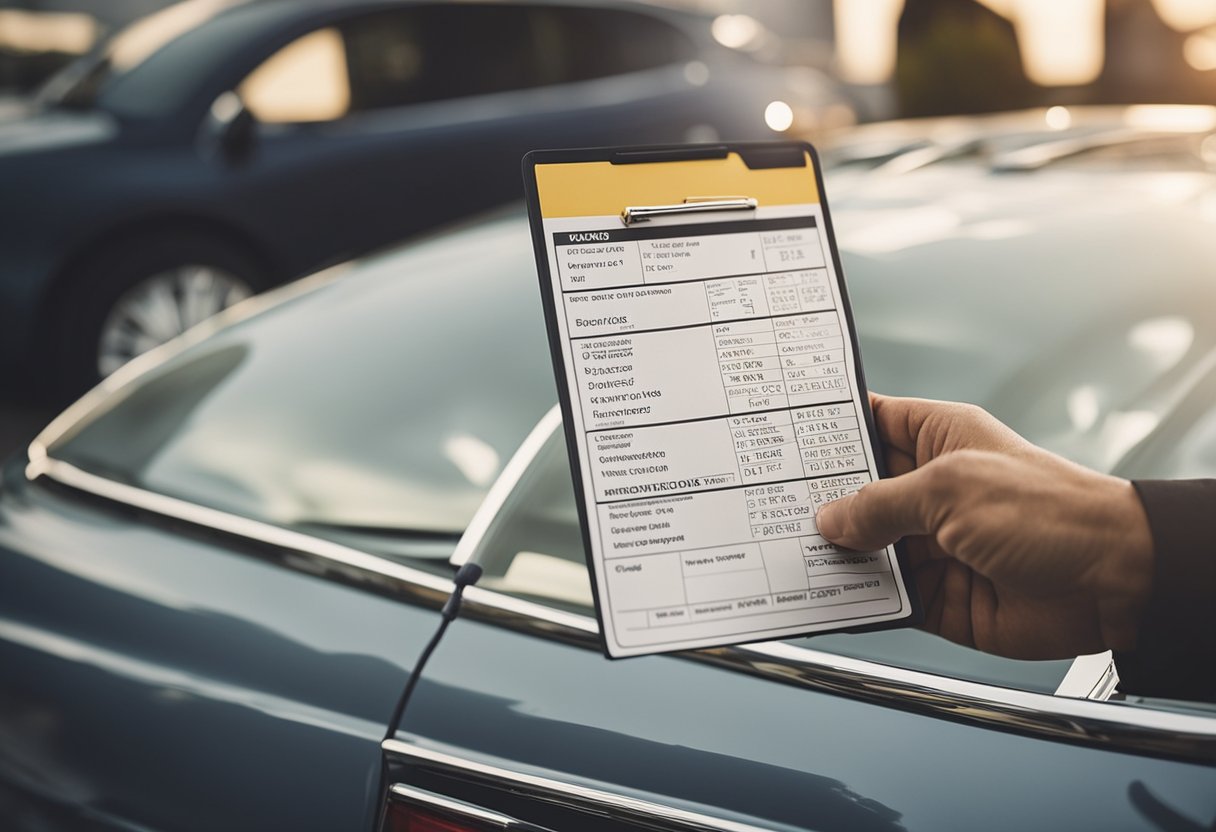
237, 4, 697, 125
529, 7, 699, 84
342, 6, 540, 111
463, 422, 1075, 694
240, 5, 545, 124
47, 216, 557, 552
239, 27, 350, 123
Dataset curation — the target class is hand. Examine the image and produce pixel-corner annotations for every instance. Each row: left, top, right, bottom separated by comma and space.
815, 394, 1155, 660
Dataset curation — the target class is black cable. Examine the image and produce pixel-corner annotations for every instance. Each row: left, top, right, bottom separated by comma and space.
382, 562, 483, 743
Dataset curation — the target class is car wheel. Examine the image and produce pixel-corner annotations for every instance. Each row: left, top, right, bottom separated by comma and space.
54, 232, 265, 396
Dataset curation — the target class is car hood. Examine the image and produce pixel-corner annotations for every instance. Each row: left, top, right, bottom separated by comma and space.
0, 100, 118, 158
819, 107, 1216, 476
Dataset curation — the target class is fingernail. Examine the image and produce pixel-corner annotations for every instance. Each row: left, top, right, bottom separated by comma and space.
817, 501, 841, 540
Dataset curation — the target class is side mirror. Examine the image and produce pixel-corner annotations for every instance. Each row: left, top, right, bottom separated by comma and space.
203, 91, 257, 165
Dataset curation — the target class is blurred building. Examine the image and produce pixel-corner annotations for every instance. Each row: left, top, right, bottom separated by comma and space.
674, 0, 1216, 119
842, 0, 1216, 117
3, 0, 1215, 115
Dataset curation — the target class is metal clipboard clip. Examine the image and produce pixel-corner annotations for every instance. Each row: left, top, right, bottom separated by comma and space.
620, 196, 758, 226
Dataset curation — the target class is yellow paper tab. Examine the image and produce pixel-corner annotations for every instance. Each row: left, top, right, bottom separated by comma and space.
535, 151, 818, 218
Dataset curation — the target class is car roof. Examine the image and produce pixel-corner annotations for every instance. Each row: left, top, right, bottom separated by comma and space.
91, 0, 714, 118
214, 0, 709, 28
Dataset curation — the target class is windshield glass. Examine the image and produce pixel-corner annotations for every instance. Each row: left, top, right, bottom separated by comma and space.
44, 208, 1203, 698
40, 0, 249, 115
48, 215, 558, 547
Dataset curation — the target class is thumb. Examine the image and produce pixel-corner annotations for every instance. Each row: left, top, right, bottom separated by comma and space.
816, 466, 942, 551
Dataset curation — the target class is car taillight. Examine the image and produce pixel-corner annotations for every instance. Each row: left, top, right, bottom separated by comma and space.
383, 803, 494, 832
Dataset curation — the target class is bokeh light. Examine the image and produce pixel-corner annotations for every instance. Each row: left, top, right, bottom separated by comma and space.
1009, 0, 1104, 86
832, 0, 905, 84
1044, 105, 1072, 130
1184, 29, 1216, 71
711, 14, 763, 51
764, 100, 795, 132
1151, 0, 1216, 31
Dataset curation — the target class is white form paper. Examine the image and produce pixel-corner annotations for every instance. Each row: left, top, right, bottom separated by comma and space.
540, 203, 912, 656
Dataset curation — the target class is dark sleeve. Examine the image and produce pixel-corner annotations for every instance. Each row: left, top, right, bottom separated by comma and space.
1112, 480, 1216, 703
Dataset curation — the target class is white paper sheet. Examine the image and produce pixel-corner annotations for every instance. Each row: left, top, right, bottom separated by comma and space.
539, 203, 912, 656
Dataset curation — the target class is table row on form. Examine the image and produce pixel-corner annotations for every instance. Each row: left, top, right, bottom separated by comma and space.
595, 470, 872, 557
574, 311, 853, 430
555, 223, 825, 293
602, 534, 902, 642
587, 401, 866, 503
563, 267, 834, 338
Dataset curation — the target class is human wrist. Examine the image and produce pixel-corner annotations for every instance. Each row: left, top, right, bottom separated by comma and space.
1093, 478, 1155, 652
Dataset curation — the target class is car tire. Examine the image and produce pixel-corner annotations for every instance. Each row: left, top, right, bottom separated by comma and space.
51, 231, 267, 399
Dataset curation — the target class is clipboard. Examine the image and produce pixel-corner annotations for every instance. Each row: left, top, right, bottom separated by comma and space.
523, 142, 921, 658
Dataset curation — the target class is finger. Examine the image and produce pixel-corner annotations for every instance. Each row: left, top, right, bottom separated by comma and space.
937, 561, 975, 648
913, 556, 942, 593
815, 465, 943, 551
867, 393, 929, 458
871, 394, 1027, 464
903, 534, 933, 569
968, 574, 999, 654
869, 393, 915, 476
917, 559, 947, 636
883, 444, 916, 478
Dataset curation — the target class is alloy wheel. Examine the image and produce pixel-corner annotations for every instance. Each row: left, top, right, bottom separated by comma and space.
96, 265, 254, 377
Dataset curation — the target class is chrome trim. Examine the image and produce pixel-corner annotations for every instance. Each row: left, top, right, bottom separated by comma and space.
621, 197, 757, 225
449, 405, 563, 568
387, 784, 553, 831
29, 458, 454, 606
24, 417, 1216, 762
383, 741, 797, 832
711, 641, 1216, 761
29, 456, 595, 641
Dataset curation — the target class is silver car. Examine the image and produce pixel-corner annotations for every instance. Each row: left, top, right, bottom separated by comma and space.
3, 106, 1214, 828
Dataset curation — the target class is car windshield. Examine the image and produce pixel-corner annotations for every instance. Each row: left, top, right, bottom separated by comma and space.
42, 201, 1210, 695
39, 0, 250, 116
47, 214, 558, 549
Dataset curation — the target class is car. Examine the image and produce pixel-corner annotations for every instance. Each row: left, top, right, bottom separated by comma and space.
3, 108, 1216, 830
0, 0, 851, 397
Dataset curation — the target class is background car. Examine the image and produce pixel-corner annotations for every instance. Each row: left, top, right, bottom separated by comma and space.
2, 106, 1214, 830
0, 0, 851, 397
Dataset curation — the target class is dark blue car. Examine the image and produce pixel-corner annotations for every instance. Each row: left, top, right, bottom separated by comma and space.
0, 0, 848, 394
